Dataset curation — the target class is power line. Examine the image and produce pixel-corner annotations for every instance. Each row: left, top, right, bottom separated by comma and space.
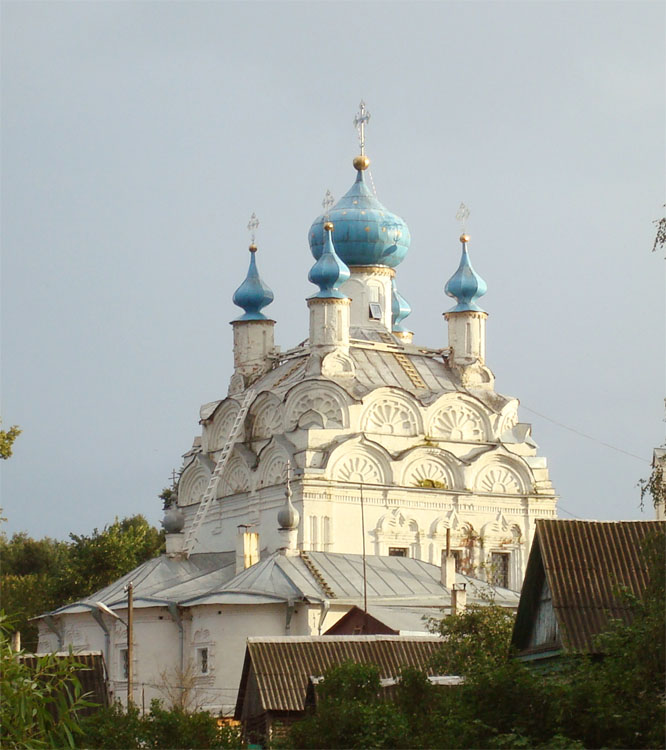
521, 405, 648, 463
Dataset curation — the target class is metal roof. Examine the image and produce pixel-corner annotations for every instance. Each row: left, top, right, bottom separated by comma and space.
235, 635, 443, 715
512, 519, 664, 654
44, 549, 518, 617
234, 337, 514, 413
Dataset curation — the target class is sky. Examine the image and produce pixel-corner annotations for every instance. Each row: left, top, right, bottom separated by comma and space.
2, 1, 664, 540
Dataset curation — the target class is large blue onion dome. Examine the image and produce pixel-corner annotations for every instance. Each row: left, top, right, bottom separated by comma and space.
308, 222, 350, 299
308, 160, 410, 268
445, 234, 487, 313
391, 279, 412, 332
232, 244, 274, 321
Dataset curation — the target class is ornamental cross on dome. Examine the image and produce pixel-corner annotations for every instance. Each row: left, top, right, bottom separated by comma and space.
353, 100, 371, 155
322, 190, 335, 218
456, 203, 470, 233
247, 212, 259, 245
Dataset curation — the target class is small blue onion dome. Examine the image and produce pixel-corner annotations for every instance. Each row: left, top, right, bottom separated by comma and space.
232, 245, 274, 321
445, 234, 487, 313
308, 163, 410, 268
391, 279, 412, 332
308, 222, 350, 299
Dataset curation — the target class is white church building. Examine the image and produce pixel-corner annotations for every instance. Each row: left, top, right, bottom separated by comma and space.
38, 109, 557, 714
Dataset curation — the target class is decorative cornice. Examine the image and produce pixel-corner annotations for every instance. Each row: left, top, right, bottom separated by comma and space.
349, 266, 396, 278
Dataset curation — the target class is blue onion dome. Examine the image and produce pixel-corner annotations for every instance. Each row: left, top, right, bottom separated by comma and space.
308, 159, 410, 268
308, 222, 350, 299
232, 244, 274, 321
391, 279, 412, 332
445, 234, 487, 313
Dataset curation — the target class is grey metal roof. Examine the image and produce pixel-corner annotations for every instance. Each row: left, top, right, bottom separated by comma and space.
44, 549, 518, 617
512, 520, 664, 654
48, 552, 234, 615
235, 635, 443, 715
240, 341, 513, 412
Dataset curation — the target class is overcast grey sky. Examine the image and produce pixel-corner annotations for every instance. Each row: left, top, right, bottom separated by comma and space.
2, 1, 664, 540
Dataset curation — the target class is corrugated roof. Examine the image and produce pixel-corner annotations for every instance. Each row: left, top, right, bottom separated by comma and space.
21, 651, 108, 715
513, 520, 664, 653
236, 635, 443, 714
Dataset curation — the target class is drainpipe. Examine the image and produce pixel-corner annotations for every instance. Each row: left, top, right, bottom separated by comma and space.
317, 601, 330, 635
167, 603, 184, 676
44, 615, 63, 650
285, 600, 295, 633
90, 609, 111, 672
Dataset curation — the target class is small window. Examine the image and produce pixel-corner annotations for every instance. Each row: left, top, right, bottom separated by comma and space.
198, 647, 209, 675
388, 547, 408, 557
490, 552, 510, 588
119, 648, 129, 680
368, 303, 382, 320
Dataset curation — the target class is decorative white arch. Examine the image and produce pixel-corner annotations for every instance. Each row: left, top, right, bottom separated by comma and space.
426, 394, 491, 442
360, 388, 423, 437
327, 437, 392, 485
219, 455, 251, 498
398, 446, 461, 490
472, 456, 532, 495
375, 508, 422, 557
251, 392, 284, 441
284, 381, 350, 431
178, 458, 211, 507
256, 439, 293, 489
206, 399, 242, 453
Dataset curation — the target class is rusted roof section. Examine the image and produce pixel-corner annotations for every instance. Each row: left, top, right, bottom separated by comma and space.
236, 635, 442, 715
513, 520, 664, 654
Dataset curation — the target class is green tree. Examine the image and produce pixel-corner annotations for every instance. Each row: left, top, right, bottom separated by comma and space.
0, 616, 95, 749
429, 600, 515, 675
0, 420, 21, 459
0, 515, 165, 651
57, 515, 165, 601
76, 699, 242, 749
286, 662, 410, 750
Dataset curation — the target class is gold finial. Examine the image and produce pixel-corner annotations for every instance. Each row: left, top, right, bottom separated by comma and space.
249, 244, 258, 253
353, 154, 371, 171
353, 100, 371, 161
324, 221, 334, 231
459, 233, 470, 244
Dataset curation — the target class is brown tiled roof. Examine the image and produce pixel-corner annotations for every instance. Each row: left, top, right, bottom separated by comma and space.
513, 520, 664, 654
235, 635, 442, 715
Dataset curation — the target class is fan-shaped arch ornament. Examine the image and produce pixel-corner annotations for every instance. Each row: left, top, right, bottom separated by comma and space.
404, 459, 453, 489
261, 453, 288, 488
362, 397, 419, 436
178, 461, 211, 506
219, 459, 251, 497
208, 401, 242, 452
332, 453, 385, 484
285, 388, 346, 431
252, 398, 284, 440
475, 464, 525, 494
429, 402, 486, 441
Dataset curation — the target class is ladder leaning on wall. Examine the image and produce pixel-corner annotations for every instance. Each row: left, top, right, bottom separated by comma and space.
182, 388, 255, 557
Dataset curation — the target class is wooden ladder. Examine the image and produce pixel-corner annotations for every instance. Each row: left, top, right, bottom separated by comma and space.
376, 331, 427, 390
182, 388, 255, 557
